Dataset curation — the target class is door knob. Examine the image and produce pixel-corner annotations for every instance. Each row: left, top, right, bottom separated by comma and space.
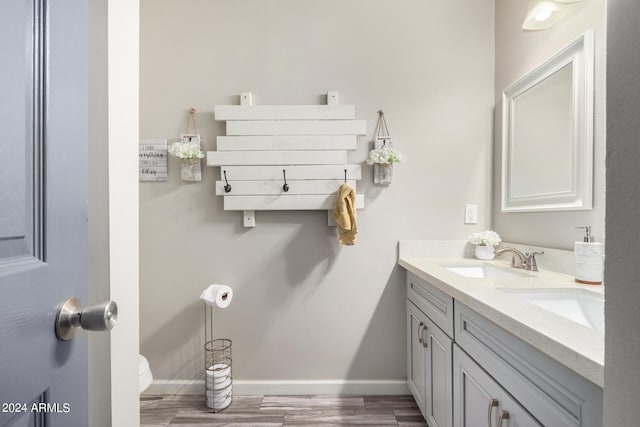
55, 297, 118, 340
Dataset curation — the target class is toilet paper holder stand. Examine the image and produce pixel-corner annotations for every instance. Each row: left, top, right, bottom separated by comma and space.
204, 303, 233, 412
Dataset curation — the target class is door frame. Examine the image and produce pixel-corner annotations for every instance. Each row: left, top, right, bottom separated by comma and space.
108, 1, 140, 426
88, 1, 140, 426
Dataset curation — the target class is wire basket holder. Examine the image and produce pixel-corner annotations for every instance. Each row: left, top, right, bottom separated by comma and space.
204, 304, 233, 412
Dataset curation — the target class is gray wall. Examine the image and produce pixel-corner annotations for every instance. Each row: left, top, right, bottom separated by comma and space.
139, 0, 494, 384
604, 1, 640, 424
492, 0, 606, 250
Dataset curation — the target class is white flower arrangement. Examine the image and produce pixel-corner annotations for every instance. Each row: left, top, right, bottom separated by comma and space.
468, 230, 502, 247
366, 147, 405, 165
168, 141, 204, 160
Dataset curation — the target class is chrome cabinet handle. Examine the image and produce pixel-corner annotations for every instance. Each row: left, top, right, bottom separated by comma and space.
422, 324, 428, 347
487, 399, 498, 427
418, 322, 428, 348
55, 297, 118, 340
498, 410, 510, 426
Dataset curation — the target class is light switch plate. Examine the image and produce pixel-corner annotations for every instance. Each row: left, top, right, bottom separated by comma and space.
465, 204, 478, 224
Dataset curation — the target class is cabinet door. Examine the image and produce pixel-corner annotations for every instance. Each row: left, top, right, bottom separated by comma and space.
456, 303, 601, 427
407, 301, 428, 417
425, 317, 453, 427
453, 345, 541, 427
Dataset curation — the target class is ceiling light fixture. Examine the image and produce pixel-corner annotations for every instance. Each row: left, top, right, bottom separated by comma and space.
522, 0, 581, 31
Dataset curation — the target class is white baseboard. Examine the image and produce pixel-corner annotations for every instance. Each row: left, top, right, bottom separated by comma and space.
144, 379, 409, 396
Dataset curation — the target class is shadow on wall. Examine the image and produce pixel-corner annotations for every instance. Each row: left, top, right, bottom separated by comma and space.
281, 214, 343, 290
141, 300, 204, 381
344, 263, 406, 382
229, 210, 344, 292
197, 210, 379, 380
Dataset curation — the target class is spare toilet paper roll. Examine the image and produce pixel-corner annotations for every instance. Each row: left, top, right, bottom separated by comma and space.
206, 363, 231, 378
206, 388, 233, 401
207, 376, 232, 389
200, 284, 233, 308
207, 393, 232, 410
206, 372, 231, 383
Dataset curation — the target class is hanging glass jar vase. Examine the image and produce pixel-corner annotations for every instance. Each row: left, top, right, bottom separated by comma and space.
181, 158, 202, 182
374, 163, 393, 185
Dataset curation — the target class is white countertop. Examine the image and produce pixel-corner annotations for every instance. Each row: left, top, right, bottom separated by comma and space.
398, 255, 604, 387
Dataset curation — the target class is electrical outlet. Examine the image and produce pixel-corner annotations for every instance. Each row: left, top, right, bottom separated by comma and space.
465, 204, 478, 224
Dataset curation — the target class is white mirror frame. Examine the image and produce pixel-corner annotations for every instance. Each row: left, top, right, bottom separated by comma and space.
501, 30, 594, 212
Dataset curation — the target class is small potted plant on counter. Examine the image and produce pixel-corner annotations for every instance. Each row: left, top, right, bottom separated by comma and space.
468, 230, 502, 260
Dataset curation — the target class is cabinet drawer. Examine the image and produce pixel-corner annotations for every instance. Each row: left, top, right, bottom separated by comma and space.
407, 272, 454, 338
455, 303, 603, 427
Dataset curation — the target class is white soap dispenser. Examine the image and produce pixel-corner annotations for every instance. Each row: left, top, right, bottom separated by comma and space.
574, 225, 604, 285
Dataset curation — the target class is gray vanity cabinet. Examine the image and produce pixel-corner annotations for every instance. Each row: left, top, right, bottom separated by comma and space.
453, 345, 540, 427
407, 273, 454, 427
404, 270, 603, 427
455, 303, 603, 427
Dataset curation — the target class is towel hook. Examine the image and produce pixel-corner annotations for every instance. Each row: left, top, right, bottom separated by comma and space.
223, 170, 232, 193
344, 169, 347, 184
282, 169, 289, 192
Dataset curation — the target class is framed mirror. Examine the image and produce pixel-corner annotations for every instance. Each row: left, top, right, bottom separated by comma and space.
501, 30, 594, 212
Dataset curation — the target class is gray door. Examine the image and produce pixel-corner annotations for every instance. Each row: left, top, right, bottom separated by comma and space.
0, 0, 89, 426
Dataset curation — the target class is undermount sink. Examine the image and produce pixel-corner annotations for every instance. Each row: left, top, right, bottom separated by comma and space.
500, 288, 604, 334
442, 264, 528, 279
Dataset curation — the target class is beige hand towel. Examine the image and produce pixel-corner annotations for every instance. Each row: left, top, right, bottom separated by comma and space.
332, 183, 357, 245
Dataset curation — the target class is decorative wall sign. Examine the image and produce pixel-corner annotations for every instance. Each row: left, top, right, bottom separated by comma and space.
139, 138, 168, 181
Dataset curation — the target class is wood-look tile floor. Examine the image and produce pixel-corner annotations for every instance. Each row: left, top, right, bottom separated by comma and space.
141, 394, 427, 426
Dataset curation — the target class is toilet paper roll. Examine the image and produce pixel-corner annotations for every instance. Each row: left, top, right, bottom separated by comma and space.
206, 388, 233, 402
207, 394, 232, 410
207, 376, 232, 389
207, 372, 231, 384
200, 284, 233, 308
206, 363, 231, 378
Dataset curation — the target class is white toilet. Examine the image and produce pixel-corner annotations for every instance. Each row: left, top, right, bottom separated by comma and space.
139, 354, 153, 394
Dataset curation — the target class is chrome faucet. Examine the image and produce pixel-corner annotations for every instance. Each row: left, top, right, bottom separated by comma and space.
494, 247, 544, 271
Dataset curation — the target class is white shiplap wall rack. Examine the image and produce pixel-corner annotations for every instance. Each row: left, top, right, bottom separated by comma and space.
208, 92, 365, 227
